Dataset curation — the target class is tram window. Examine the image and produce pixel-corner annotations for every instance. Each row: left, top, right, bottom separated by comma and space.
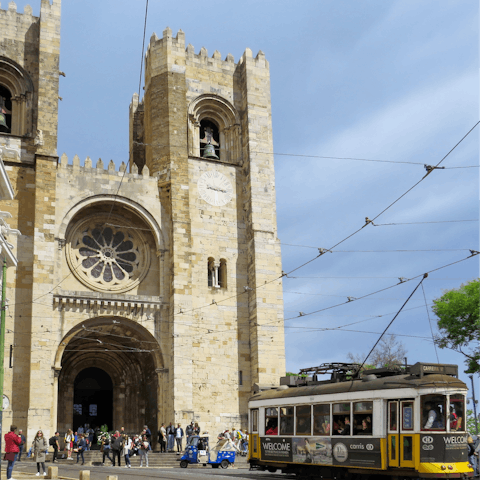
265, 407, 278, 435
449, 394, 465, 432
296, 405, 311, 435
313, 404, 330, 435
333, 403, 351, 435
389, 402, 398, 431
421, 394, 446, 431
280, 406, 294, 435
402, 401, 414, 431
353, 401, 372, 435
251, 409, 258, 433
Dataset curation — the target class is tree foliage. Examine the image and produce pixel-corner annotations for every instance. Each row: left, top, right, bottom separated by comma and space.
466, 409, 479, 436
348, 335, 407, 369
432, 279, 480, 374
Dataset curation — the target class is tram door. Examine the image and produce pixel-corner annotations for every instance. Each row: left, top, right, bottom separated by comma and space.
388, 400, 415, 469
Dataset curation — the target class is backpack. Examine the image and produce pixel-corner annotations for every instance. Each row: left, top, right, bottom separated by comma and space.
49, 436, 56, 446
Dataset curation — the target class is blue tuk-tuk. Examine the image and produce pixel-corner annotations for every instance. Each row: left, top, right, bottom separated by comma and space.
179, 435, 237, 469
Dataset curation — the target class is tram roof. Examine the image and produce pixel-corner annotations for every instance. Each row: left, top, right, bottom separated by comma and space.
249, 373, 467, 403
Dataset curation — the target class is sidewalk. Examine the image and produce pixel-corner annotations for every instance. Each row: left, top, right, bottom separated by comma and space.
1, 467, 75, 480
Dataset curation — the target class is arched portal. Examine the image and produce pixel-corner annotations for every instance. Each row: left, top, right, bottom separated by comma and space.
73, 368, 113, 431
56, 318, 163, 437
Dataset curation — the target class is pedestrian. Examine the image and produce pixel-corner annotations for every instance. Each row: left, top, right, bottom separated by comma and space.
64, 429, 73, 460
139, 434, 150, 467
194, 422, 200, 435
76, 434, 86, 465
158, 423, 167, 453
143, 424, 152, 445
32, 429, 48, 476
186, 422, 194, 443
4, 425, 21, 480
49, 432, 60, 463
123, 435, 132, 468
17, 429, 26, 462
175, 423, 184, 453
101, 434, 113, 465
111, 431, 124, 466
86, 426, 94, 450
167, 422, 175, 452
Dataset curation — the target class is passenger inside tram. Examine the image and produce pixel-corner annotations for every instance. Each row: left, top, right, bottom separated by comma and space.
422, 398, 445, 430
266, 419, 278, 435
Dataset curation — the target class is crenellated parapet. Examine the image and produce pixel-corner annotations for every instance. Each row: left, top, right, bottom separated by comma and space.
58, 153, 153, 179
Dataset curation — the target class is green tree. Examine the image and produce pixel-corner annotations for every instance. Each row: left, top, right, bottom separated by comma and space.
466, 409, 479, 436
348, 335, 407, 369
432, 279, 480, 373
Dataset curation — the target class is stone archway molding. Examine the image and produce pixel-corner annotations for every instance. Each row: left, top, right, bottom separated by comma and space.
57, 194, 166, 252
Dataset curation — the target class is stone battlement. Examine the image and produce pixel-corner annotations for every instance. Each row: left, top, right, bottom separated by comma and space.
58, 153, 153, 178
145, 26, 268, 69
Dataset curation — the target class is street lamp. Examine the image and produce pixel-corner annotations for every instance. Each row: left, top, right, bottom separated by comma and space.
469, 375, 479, 435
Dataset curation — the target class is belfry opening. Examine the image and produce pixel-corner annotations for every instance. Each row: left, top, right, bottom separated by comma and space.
56, 318, 162, 435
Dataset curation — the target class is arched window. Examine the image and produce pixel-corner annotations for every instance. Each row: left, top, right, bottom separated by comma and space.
188, 94, 241, 164
218, 259, 227, 289
0, 56, 34, 136
0, 85, 12, 133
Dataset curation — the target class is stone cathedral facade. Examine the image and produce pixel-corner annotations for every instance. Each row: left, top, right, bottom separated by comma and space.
0, 0, 285, 441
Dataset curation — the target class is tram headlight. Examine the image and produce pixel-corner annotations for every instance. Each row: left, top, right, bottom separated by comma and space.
447, 465, 453, 470
441, 465, 447, 470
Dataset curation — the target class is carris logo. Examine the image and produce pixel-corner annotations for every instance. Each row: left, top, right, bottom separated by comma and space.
366, 444, 374, 451
422, 445, 434, 451
422, 436, 433, 444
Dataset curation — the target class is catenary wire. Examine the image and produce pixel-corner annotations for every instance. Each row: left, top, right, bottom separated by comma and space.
421, 282, 440, 363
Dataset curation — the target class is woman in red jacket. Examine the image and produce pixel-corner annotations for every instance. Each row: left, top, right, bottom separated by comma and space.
4, 424, 21, 479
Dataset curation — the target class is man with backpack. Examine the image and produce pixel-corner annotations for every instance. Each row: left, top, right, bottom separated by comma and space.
49, 432, 60, 463
111, 431, 124, 467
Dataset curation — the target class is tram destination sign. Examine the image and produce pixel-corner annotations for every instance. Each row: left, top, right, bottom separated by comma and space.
420, 434, 468, 463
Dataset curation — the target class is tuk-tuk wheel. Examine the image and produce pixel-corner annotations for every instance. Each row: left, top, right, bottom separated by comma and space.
220, 459, 229, 469
180, 460, 188, 468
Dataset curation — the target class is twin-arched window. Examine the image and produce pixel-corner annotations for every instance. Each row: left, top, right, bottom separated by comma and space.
208, 257, 227, 289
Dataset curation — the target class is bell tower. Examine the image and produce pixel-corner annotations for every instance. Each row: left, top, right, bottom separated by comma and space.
130, 28, 285, 428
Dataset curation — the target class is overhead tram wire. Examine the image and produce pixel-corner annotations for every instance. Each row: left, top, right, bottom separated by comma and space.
421, 282, 440, 363
359, 274, 428, 371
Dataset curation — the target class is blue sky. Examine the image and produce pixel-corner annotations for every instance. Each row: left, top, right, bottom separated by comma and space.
11, 1, 479, 388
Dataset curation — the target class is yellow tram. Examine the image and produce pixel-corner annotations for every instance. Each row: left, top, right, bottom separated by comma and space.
248, 363, 474, 479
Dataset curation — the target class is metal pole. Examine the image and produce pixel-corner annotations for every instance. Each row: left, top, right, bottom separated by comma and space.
469, 375, 479, 435
0, 258, 8, 480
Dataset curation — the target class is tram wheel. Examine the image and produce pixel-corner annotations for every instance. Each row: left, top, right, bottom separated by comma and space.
267, 466, 277, 473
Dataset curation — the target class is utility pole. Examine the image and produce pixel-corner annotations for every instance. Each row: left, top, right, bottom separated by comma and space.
469, 375, 479, 435
0, 258, 7, 480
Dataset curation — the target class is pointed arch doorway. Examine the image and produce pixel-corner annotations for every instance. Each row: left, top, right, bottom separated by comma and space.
56, 318, 164, 437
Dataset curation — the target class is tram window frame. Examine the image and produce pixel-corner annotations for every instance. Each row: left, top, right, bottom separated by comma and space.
333, 402, 351, 435
265, 407, 278, 435
401, 401, 414, 431
421, 394, 446, 431
251, 409, 258, 433
389, 402, 398, 432
448, 394, 465, 432
296, 405, 312, 436
313, 404, 331, 436
353, 401, 372, 435
280, 406, 294, 435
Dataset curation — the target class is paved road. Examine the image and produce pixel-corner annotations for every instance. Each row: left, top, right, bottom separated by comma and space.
8, 463, 296, 480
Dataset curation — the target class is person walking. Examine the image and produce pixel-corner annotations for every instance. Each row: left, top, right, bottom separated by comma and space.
111, 431, 124, 466
4, 425, 21, 480
101, 435, 114, 465
139, 435, 150, 467
86, 426, 94, 450
17, 429, 26, 461
32, 430, 48, 476
123, 435, 132, 468
76, 434, 87, 465
175, 423, 184, 453
49, 432, 60, 463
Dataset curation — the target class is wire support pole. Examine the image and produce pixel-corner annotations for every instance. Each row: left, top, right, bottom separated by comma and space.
0, 258, 7, 480
359, 273, 428, 371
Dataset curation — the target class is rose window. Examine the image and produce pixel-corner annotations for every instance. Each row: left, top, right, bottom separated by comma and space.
66, 215, 150, 293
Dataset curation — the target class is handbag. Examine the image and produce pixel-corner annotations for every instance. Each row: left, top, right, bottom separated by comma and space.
4, 452, 16, 461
